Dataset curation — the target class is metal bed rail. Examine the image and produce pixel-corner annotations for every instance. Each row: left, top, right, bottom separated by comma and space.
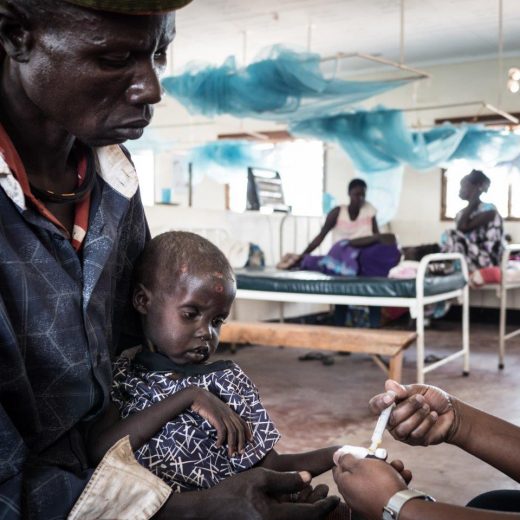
475, 244, 520, 369
235, 252, 470, 384
279, 214, 329, 259
415, 253, 470, 382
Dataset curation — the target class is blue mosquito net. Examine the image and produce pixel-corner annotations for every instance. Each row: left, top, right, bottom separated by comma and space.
291, 108, 520, 173
162, 45, 411, 121
188, 140, 257, 169
291, 108, 520, 224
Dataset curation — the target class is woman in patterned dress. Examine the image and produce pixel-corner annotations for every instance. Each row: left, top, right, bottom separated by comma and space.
441, 169, 504, 272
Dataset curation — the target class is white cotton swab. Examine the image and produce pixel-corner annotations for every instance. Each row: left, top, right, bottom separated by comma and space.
333, 445, 387, 465
368, 403, 395, 453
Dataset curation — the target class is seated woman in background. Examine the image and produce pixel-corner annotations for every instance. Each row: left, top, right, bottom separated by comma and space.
402, 170, 504, 274
279, 178, 398, 274
313, 177, 379, 247
440, 169, 504, 272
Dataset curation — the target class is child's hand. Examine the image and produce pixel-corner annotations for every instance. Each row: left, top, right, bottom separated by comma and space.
189, 387, 253, 457
388, 459, 412, 485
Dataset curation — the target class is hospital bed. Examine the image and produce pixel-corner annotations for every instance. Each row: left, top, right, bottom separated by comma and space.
231, 252, 470, 384
474, 244, 520, 369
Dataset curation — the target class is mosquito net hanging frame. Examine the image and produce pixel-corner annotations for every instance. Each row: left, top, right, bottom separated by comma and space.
320, 51, 431, 83
398, 101, 519, 126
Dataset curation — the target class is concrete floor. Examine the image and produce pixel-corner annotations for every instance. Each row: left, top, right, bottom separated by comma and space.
215, 320, 520, 506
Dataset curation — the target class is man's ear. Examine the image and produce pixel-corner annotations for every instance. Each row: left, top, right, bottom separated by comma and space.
133, 284, 152, 315
0, 3, 32, 62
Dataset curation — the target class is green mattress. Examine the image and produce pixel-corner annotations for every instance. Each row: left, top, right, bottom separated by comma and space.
235, 267, 466, 298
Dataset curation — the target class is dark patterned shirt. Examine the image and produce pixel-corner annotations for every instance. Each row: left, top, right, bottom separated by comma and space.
441, 202, 504, 271
111, 348, 281, 492
0, 142, 148, 519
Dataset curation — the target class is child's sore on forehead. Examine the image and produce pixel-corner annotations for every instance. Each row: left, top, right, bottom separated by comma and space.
211, 270, 227, 292
172, 263, 235, 295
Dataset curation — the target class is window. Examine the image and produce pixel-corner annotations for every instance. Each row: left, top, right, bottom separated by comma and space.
227, 138, 324, 216
441, 160, 520, 220
439, 113, 520, 221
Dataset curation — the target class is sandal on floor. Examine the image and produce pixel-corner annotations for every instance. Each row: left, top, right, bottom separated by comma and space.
298, 352, 327, 361
321, 356, 335, 366
298, 352, 335, 365
424, 354, 443, 364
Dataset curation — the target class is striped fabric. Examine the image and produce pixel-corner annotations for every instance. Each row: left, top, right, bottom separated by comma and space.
0, 124, 90, 252
71, 155, 90, 251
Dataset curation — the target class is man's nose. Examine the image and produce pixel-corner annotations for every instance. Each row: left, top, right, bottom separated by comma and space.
126, 60, 163, 105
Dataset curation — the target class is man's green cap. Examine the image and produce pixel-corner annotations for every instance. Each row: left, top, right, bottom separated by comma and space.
62, 0, 193, 14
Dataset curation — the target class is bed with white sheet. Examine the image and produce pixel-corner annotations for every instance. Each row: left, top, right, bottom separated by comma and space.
234, 252, 470, 384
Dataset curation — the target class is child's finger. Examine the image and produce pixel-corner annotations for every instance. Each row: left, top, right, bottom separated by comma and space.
235, 417, 246, 454
214, 419, 227, 448
225, 419, 238, 457
389, 459, 404, 472
401, 469, 413, 484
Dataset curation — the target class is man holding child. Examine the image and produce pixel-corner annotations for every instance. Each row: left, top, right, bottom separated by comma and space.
0, 0, 339, 518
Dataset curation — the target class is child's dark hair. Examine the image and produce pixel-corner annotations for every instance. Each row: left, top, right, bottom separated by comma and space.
348, 178, 367, 193
133, 231, 235, 292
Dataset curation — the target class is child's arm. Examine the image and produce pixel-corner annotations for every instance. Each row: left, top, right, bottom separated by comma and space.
87, 387, 252, 465
258, 446, 341, 477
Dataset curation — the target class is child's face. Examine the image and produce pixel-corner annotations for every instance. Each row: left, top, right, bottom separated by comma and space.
134, 271, 236, 364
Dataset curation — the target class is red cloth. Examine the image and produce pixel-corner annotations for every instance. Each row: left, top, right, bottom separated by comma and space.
478, 266, 501, 284
0, 124, 90, 251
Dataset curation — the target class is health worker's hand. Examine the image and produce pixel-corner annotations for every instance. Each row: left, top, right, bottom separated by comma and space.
333, 454, 408, 520
369, 379, 457, 447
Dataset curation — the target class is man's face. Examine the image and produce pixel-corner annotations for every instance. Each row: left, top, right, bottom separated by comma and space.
136, 271, 236, 365
19, 9, 176, 146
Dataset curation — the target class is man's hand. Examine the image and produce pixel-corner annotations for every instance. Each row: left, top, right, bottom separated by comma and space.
157, 468, 340, 520
369, 380, 457, 446
280, 481, 330, 505
209, 468, 339, 520
189, 387, 253, 457
333, 454, 407, 520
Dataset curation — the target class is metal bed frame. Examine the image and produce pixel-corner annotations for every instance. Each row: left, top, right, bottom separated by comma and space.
474, 244, 520, 369
235, 252, 470, 384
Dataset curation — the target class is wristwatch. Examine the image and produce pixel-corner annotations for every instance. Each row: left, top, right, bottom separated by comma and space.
382, 489, 435, 520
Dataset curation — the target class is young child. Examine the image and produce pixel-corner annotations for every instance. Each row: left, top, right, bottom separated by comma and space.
88, 231, 340, 493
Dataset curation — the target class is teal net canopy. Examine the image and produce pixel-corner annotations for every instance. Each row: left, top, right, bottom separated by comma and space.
291, 108, 520, 173
162, 45, 411, 121
187, 140, 260, 184
291, 108, 520, 224
188, 140, 258, 169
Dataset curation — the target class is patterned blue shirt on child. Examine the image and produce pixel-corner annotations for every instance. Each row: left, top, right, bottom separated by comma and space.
111, 347, 281, 492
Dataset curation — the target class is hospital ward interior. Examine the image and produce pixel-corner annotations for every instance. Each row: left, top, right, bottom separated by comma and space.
89, 0, 519, 511
129, 0, 520, 511
6, 0, 520, 517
